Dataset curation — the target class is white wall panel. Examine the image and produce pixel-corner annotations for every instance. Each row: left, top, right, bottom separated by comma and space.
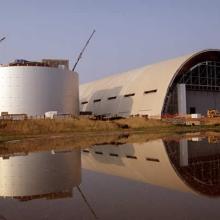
0, 66, 79, 116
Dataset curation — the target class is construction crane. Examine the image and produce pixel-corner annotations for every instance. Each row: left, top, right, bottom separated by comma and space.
0, 37, 6, 43
72, 30, 95, 71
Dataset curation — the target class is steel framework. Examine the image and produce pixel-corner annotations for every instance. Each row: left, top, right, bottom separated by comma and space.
163, 61, 220, 114
179, 61, 220, 91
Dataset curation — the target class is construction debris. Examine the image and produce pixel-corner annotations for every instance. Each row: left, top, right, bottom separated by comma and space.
207, 109, 220, 118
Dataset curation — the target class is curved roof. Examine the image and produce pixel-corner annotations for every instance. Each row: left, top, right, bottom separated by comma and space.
80, 49, 220, 117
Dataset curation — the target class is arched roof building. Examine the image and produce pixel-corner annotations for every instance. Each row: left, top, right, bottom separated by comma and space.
80, 49, 220, 118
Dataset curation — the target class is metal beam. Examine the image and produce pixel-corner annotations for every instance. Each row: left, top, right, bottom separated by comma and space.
0, 37, 6, 43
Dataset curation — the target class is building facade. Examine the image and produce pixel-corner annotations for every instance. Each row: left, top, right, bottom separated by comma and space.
80, 49, 220, 118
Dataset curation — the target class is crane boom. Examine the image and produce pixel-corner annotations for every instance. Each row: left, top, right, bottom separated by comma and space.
72, 30, 95, 71
0, 37, 6, 43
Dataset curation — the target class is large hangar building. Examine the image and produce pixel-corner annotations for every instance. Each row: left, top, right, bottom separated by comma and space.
0, 59, 79, 116
80, 49, 220, 118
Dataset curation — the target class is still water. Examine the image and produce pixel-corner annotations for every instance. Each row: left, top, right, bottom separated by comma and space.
0, 137, 220, 219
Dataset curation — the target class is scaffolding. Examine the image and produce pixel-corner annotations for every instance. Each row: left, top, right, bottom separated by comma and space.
163, 61, 220, 115
179, 61, 220, 92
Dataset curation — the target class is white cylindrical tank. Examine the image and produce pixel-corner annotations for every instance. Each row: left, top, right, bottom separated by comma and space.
0, 66, 79, 116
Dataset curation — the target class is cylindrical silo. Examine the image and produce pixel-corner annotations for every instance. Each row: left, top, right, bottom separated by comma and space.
0, 60, 79, 116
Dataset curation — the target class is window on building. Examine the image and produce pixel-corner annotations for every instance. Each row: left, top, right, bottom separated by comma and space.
93, 99, 101, 103
95, 151, 103, 155
109, 153, 119, 157
126, 155, 137, 159
146, 157, 160, 162
81, 101, 88, 105
190, 107, 196, 114
144, 89, 157, 94
124, 93, 135, 97
108, 96, 117, 100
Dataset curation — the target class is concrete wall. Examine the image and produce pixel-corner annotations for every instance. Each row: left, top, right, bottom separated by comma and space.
177, 84, 187, 115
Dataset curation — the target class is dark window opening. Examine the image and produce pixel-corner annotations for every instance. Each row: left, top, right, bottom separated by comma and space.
94, 99, 101, 103
81, 101, 88, 105
83, 149, 90, 153
126, 155, 137, 159
190, 107, 196, 114
146, 158, 160, 162
144, 89, 157, 94
109, 153, 119, 157
95, 151, 103, 155
124, 93, 135, 97
108, 96, 117, 100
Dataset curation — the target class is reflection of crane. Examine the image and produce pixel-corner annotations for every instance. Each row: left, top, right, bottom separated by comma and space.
72, 30, 96, 71
0, 214, 7, 220
0, 37, 6, 43
77, 186, 98, 219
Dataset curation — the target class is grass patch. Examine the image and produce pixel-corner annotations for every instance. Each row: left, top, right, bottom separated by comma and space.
1, 117, 220, 143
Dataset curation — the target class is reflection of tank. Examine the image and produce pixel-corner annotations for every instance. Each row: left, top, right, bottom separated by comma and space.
82, 139, 220, 197
0, 149, 81, 200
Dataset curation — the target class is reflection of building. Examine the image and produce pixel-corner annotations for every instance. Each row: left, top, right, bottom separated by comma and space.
82, 139, 220, 197
0, 149, 81, 200
165, 139, 220, 197
80, 49, 220, 117
0, 59, 79, 116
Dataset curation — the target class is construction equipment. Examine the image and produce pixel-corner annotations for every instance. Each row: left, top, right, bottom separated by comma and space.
207, 109, 220, 118
0, 37, 6, 43
72, 30, 96, 71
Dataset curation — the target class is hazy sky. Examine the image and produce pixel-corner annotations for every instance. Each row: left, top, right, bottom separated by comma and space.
0, 0, 220, 83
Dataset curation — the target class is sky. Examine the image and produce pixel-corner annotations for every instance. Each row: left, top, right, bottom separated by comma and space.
0, 0, 220, 83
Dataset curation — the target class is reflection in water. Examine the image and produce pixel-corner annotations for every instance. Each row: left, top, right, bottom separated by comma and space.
1, 138, 220, 199
0, 149, 81, 201
1, 137, 220, 219
0, 215, 7, 220
165, 138, 220, 197
82, 138, 220, 197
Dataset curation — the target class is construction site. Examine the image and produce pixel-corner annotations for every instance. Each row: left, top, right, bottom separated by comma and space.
1, 36, 220, 126
80, 49, 220, 122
